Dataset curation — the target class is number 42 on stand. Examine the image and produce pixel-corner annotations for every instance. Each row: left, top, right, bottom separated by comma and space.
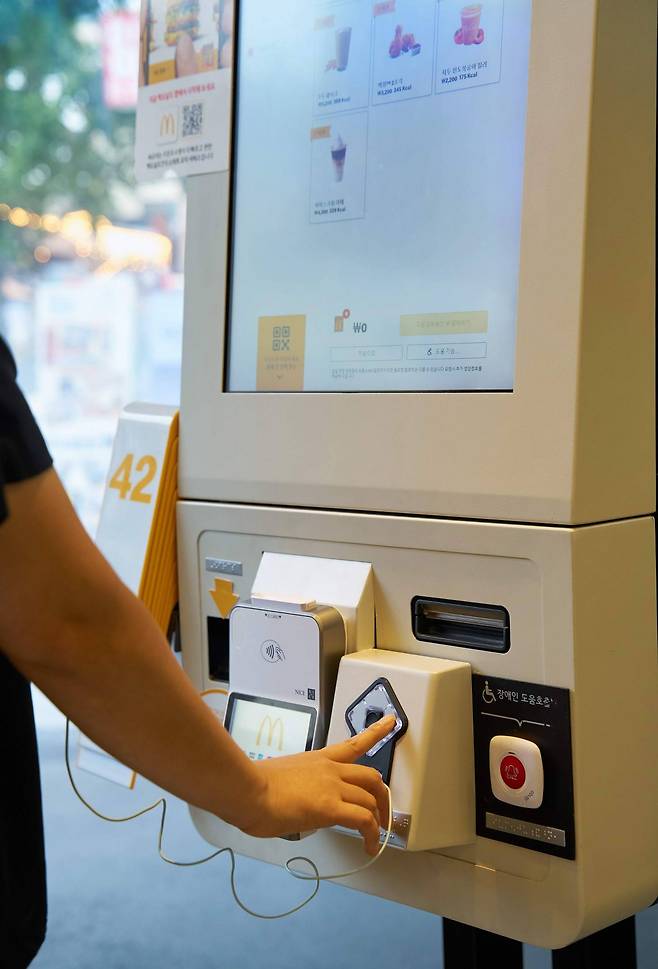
96, 402, 179, 624
78, 403, 180, 788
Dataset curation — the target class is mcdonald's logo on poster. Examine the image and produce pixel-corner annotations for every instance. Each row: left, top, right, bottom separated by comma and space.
256, 715, 284, 751
158, 110, 178, 144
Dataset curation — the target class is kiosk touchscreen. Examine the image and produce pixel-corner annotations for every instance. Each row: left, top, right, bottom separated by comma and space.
226, 0, 532, 394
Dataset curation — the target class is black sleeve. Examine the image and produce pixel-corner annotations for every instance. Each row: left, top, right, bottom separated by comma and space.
0, 335, 52, 524
0, 335, 51, 961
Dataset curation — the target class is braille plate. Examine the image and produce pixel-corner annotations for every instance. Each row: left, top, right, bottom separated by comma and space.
486, 812, 566, 847
336, 811, 412, 849
205, 557, 243, 576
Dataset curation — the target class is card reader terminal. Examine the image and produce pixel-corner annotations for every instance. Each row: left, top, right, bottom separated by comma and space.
345, 677, 408, 785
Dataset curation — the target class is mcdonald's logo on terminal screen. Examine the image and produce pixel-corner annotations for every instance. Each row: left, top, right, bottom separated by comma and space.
226, 695, 315, 761
256, 715, 284, 751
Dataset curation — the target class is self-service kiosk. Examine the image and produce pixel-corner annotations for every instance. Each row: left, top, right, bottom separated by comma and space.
176, 0, 657, 957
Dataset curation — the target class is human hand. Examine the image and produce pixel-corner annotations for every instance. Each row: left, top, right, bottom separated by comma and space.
241, 715, 396, 855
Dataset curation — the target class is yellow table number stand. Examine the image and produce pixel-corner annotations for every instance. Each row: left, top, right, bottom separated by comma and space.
76, 403, 179, 787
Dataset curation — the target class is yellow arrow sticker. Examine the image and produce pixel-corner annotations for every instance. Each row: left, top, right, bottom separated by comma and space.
210, 578, 239, 618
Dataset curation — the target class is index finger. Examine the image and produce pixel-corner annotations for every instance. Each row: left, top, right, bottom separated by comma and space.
325, 714, 397, 764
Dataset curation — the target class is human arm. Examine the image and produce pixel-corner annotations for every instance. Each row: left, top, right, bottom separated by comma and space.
0, 469, 391, 853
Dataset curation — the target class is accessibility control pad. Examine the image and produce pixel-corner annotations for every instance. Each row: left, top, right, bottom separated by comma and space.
345, 677, 408, 784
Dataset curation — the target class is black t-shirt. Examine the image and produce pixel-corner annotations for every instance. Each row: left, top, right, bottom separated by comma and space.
1, 335, 52, 967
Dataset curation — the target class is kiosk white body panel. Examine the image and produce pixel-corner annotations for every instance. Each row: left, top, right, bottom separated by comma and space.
176, 0, 657, 950
178, 502, 658, 949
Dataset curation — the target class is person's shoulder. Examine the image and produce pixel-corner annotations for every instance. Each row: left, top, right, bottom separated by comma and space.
0, 335, 22, 419
0, 335, 52, 495
0, 335, 18, 379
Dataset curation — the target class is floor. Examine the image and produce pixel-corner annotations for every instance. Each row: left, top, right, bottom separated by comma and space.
30, 696, 657, 969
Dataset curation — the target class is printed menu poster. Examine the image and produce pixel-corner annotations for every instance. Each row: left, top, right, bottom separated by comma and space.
135, 0, 233, 179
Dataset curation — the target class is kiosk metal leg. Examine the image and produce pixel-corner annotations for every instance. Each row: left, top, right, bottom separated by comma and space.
442, 919, 524, 969
551, 917, 637, 969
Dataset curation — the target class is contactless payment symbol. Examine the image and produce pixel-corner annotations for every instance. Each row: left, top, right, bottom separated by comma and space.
261, 640, 286, 663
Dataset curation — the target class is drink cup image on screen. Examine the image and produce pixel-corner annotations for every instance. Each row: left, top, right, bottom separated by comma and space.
335, 26, 352, 71
331, 133, 347, 182
456, 4, 485, 45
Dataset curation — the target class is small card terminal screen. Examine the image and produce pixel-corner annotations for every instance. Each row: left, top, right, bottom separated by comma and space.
225, 694, 316, 760
226, 0, 533, 393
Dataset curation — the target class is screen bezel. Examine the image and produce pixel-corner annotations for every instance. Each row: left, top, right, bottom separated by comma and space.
222, 0, 529, 396
224, 692, 318, 754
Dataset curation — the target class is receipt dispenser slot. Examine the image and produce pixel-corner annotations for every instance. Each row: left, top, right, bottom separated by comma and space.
412, 597, 510, 653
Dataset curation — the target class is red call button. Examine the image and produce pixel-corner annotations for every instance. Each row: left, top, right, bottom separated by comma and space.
500, 754, 526, 790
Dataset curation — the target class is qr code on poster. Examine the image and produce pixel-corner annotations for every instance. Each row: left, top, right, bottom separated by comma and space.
182, 102, 203, 138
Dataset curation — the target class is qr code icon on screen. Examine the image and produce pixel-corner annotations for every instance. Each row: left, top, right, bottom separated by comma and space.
182, 102, 204, 138
272, 326, 291, 352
